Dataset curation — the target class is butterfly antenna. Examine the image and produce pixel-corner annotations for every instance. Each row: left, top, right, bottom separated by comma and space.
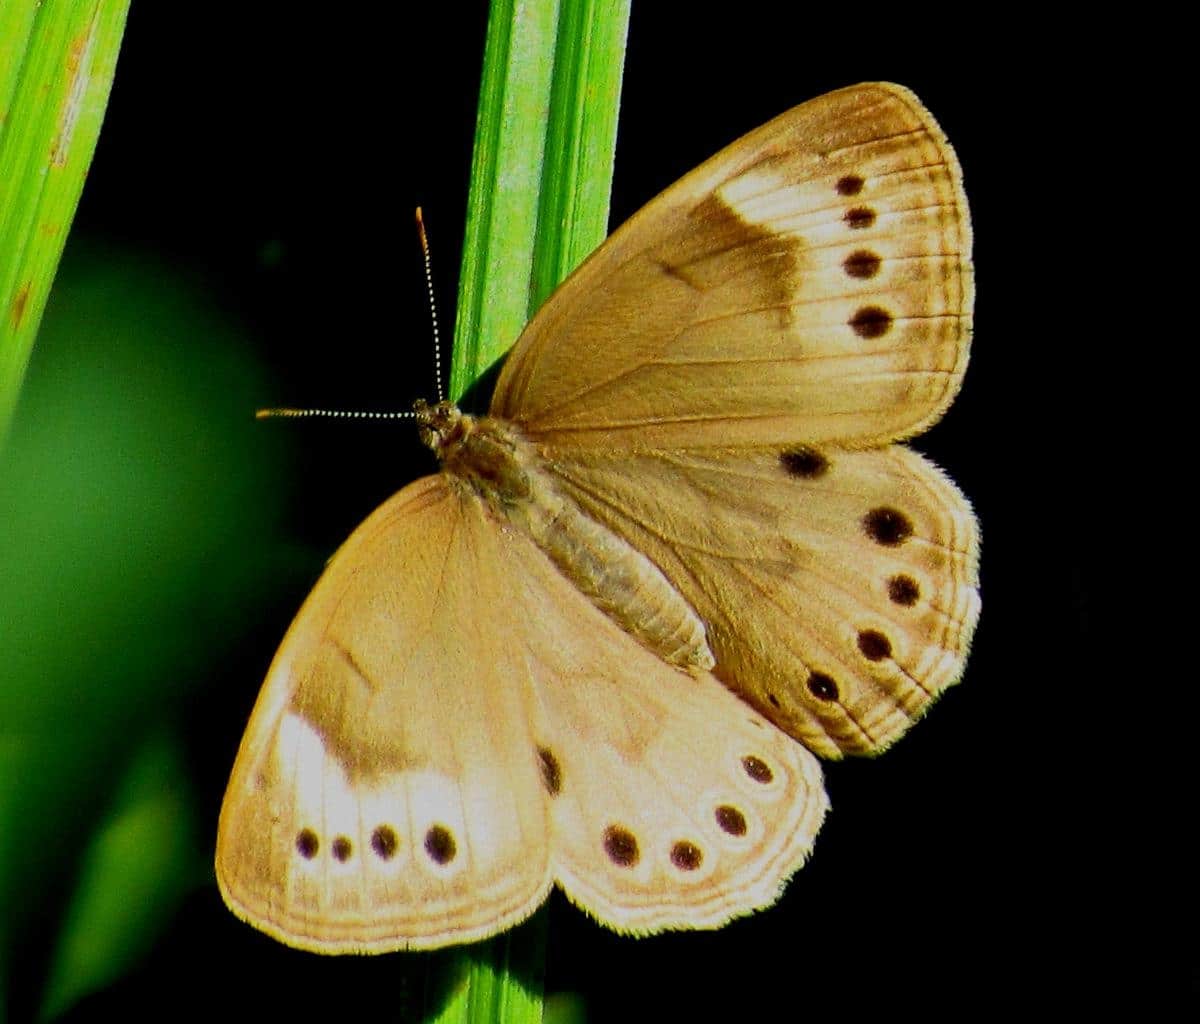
255, 211, 447, 422
415, 207, 445, 403
255, 407, 415, 420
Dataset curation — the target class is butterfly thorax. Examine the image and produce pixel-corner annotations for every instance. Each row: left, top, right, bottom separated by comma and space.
413, 398, 714, 674
415, 399, 534, 507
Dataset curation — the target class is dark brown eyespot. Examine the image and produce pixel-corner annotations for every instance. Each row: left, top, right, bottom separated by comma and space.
888, 574, 920, 606
836, 174, 865, 195
742, 755, 773, 783
715, 805, 747, 836
780, 446, 829, 478
844, 206, 876, 229
331, 836, 352, 862
863, 507, 914, 546
537, 746, 562, 796
671, 841, 703, 871
849, 305, 892, 339
425, 825, 456, 864
371, 825, 398, 860
603, 825, 639, 867
857, 629, 893, 661
807, 672, 839, 701
296, 829, 319, 859
843, 249, 881, 279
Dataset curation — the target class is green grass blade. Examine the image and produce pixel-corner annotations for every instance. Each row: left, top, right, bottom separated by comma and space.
432, 1, 630, 1021
449, 0, 630, 401
0, 0, 131, 446
531, 0, 630, 305
449, 0, 560, 401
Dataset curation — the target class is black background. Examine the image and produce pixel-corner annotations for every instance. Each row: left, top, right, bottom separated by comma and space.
19, 2, 1107, 1019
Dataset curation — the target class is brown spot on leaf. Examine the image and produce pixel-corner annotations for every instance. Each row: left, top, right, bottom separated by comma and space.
331, 836, 352, 862
836, 174, 865, 195
10, 282, 31, 329
50, 21, 98, 167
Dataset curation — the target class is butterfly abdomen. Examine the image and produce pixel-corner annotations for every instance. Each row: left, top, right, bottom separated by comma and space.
438, 409, 714, 674
520, 486, 715, 674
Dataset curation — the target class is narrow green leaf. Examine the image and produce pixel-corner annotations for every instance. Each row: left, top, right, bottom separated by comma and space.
449, 0, 561, 401
0, 0, 131, 446
0, 1, 131, 446
531, 0, 630, 304
449, 0, 630, 400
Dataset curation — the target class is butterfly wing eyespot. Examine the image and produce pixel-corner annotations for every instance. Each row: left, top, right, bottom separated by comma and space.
218, 82, 977, 952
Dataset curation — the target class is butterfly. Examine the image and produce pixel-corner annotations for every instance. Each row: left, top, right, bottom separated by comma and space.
216, 82, 979, 953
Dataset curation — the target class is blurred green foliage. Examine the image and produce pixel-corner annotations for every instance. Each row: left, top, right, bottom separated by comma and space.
38, 730, 196, 1021
0, 242, 288, 1019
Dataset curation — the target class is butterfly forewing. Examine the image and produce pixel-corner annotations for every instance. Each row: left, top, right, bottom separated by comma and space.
491, 82, 972, 451
217, 477, 554, 952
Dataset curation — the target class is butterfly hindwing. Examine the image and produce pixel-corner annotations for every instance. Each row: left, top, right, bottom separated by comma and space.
548, 444, 980, 758
509, 524, 827, 933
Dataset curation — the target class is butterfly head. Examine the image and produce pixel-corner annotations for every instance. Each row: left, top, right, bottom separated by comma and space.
414, 399, 468, 454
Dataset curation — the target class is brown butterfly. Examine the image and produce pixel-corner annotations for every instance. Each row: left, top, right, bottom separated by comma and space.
216, 82, 979, 953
